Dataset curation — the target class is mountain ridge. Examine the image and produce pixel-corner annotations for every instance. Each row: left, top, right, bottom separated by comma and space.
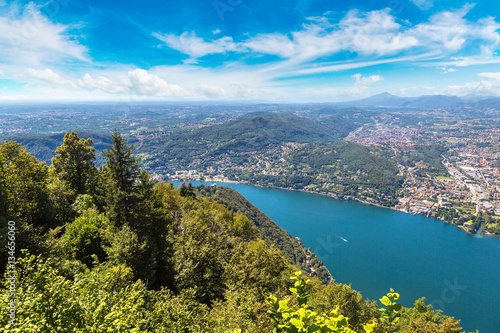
338, 92, 500, 109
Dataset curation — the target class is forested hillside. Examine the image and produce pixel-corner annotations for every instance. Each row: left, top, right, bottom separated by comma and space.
222, 141, 403, 207
0, 131, 112, 166
196, 185, 331, 283
0, 132, 474, 332
139, 112, 357, 171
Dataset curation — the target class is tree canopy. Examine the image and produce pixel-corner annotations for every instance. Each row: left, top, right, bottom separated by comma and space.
0, 132, 475, 333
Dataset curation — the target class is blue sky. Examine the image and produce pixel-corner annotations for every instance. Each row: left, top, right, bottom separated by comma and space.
0, 0, 500, 102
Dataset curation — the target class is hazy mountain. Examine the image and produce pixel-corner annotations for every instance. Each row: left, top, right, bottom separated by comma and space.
338, 92, 500, 109
408, 95, 465, 108
139, 112, 359, 170
0, 131, 112, 165
166, 112, 356, 148
337, 92, 409, 107
468, 97, 500, 109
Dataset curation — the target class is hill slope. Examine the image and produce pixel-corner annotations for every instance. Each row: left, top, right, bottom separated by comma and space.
197, 185, 331, 283
0, 131, 112, 165
140, 112, 357, 170
186, 112, 355, 144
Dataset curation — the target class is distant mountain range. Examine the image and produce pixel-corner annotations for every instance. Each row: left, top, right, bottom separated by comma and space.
337, 92, 500, 109
0, 131, 112, 166
156, 112, 357, 156
138, 112, 360, 171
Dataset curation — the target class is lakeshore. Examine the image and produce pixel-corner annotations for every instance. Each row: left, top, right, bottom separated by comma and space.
170, 176, 500, 238
172, 180, 500, 333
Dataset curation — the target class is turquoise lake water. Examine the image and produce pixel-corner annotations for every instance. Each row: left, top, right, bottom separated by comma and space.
174, 181, 500, 333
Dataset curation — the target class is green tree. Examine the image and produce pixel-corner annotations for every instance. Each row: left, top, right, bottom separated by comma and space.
266, 272, 376, 333
71, 194, 97, 216
0, 251, 210, 332
52, 132, 96, 195
102, 131, 140, 227
180, 182, 196, 198
104, 224, 149, 278
63, 208, 108, 266
226, 240, 290, 300
171, 198, 237, 304
378, 289, 402, 332
309, 281, 380, 332
0, 141, 50, 228
46, 171, 76, 224
103, 130, 139, 193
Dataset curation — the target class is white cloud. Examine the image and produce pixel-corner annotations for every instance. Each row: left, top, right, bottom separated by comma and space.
155, 9, 419, 61
244, 34, 296, 58
228, 83, 264, 99
198, 84, 226, 98
478, 72, 500, 80
77, 69, 189, 97
154, 6, 500, 70
152, 31, 240, 58
24, 68, 70, 86
439, 67, 458, 74
337, 9, 418, 56
445, 72, 500, 96
0, 3, 87, 66
78, 73, 127, 94
195, 83, 264, 99
0, 94, 28, 100
412, 7, 470, 52
347, 73, 384, 95
297, 73, 384, 101
352, 73, 383, 85
126, 69, 189, 97
2, 4, 500, 103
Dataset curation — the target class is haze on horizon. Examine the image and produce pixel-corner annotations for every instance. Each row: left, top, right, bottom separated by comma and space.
1, 0, 500, 103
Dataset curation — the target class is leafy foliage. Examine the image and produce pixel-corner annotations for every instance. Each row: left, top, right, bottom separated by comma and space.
197, 185, 332, 284
378, 289, 403, 332
0, 133, 476, 332
52, 131, 97, 195
266, 272, 375, 333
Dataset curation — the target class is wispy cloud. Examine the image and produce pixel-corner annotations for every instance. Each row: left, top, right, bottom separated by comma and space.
446, 72, 500, 96
24, 68, 71, 86
152, 31, 239, 58
154, 6, 499, 68
78, 73, 128, 94
126, 69, 189, 97
3, 2, 500, 102
77, 69, 189, 97
282, 73, 384, 102
0, 3, 87, 66
439, 67, 458, 74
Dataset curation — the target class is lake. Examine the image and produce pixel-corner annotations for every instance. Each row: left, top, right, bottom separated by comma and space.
174, 181, 500, 333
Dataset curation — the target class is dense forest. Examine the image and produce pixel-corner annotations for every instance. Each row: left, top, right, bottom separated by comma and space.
0, 132, 475, 332
195, 185, 331, 283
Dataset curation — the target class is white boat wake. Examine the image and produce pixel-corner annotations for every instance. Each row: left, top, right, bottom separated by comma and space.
336, 235, 348, 242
